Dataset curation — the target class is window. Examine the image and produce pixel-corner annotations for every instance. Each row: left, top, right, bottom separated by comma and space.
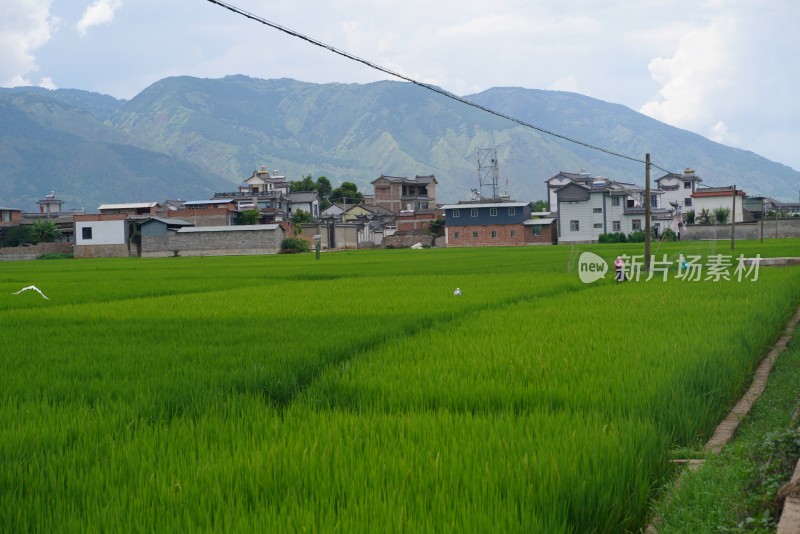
632, 219, 641, 231
470, 208, 478, 217
491, 230, 497, 238
472, 231, 478, 238
453, 231, 460, 239
684, 198, 692, 207
611, 197, 621, 207
532, 226, 541, 237
684, 181, 692, 189
510, 230, 517, 237
593, 223, 603, 229
1, 211, 11, 222
570, 220, 579, 231
593, 208, 602, 214
612, 221, 621, 232
650, 194, 658, 208
453, 209, 460, 218
508, 207, 516, 216
82, 227, 93, 240
489, 207, 497, 216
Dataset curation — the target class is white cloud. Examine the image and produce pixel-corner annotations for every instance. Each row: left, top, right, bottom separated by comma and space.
0, 0, 57, 87
640, 15, 736, 128
76, 0, 122, 37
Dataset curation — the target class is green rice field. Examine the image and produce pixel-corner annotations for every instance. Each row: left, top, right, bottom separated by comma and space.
2, 240, 799, 532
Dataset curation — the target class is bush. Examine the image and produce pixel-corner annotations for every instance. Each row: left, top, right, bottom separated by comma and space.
598, 232, 627, 244
627, 230, 645, 242
661, 228, 677, 241
281, 237, 311, 253
1, 225, 31, 247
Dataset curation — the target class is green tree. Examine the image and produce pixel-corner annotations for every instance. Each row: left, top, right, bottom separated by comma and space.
1, 225, 32, 247
429, 217, 446, 238
290, 175, 317, 192
292, 209, 312, 225
28, 219, 62, 244
532, 199, 549, 212
330, 182, 363, 206
316, 176, 333, 210
713, 207, 730, 224
685, 209, 696, 224
238, 209, 260, 225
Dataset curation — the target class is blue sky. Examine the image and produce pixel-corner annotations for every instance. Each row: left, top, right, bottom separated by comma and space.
3, 0, 799, 176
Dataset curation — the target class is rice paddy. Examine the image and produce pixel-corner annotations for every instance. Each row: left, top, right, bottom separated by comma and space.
2, 240, 799, 532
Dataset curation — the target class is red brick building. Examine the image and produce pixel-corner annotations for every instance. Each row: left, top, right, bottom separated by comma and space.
371, 175, 437, 214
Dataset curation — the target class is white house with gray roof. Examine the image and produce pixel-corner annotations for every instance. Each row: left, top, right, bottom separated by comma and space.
555, 179, 675, 243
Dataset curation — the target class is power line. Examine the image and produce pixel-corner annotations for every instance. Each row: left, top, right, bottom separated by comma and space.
205, 0, 674, 174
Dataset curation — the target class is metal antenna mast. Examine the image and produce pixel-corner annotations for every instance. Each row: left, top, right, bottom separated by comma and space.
476, 148, 500, 200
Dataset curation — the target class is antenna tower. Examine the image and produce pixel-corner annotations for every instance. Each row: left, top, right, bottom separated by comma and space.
476, 148, 500, 200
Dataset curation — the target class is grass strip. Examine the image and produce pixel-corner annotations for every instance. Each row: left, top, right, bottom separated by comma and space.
653, 321, 800, 532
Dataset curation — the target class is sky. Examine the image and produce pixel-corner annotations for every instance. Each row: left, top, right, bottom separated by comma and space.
2, 0, 799, 174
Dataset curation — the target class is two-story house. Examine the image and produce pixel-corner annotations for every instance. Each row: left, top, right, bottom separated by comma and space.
213, 167, 289, 223
654, 168, 703, 213
555, 179, 674, 243
371, 175, 437, 214
546, 171, 593, 212
441, 201, 546, 247
287, 191, 320, 220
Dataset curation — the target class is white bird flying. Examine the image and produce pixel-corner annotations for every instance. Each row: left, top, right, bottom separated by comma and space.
454, 288, 462, 296
12, 285, 49, 300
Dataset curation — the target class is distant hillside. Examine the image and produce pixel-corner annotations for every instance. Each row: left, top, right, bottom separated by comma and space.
1, 76, 798, 210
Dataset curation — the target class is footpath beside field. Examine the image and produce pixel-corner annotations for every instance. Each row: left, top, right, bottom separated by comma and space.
650, 300, 800, 532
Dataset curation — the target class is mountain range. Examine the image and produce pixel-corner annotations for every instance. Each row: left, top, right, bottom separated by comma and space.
1, 75, 798, 211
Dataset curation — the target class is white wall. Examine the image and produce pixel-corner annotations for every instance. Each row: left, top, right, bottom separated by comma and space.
692, 196, 745, 223
75, 220, 126, 245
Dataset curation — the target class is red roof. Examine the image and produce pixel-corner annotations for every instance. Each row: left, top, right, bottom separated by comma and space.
691, 189, 745, 198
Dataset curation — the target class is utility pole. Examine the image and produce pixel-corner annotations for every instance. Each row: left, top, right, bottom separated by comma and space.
730, 185, 736, 251
644, 153, 651, 271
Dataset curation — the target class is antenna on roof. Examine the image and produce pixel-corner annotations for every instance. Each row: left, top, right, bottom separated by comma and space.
476, 148, 499, 200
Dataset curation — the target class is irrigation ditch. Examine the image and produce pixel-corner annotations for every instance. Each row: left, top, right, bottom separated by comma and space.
647, 298, 800, 532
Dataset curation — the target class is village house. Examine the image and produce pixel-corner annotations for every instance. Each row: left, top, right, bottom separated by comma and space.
554, 178, 675, 243
546, 171, 594, 212
212, 167, 290, 223
690, 186, 747, 223
287, 191, 320, 220
654, 168, 703, 214
1, 207, 22, 227
169, 198, 238, 226
371, 174, 437, 214
441, 200, 555, 247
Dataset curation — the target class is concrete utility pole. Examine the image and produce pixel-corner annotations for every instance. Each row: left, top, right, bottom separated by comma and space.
731, 185, 736, 251
644, 153, 651, 271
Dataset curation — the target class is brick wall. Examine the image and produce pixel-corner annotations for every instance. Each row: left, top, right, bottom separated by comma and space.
383, 234, 434, 248
73, 244, 129, 258
141, 227, 284, 257
446, 224, 527, 247
0, 242, 73, 261
683, 219, 800, 240
525, 224, 555, 245
168, 208, 231, 226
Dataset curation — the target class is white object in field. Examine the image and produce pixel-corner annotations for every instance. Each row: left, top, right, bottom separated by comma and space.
12, 285, 49, 300
454, 288, 462, 296
410, 242, 423, 249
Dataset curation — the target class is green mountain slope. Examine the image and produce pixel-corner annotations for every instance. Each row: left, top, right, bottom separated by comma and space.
1, 76, 798, 210
0, 91, 234, 210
